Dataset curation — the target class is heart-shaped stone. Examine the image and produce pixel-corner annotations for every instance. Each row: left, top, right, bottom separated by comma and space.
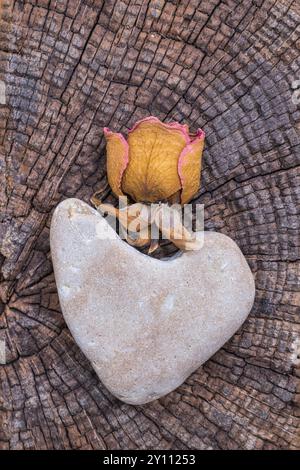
50, 198, 255, 405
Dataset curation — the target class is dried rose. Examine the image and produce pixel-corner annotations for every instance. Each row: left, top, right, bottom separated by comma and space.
92, 117, 205, 252
104, 116, 205, 205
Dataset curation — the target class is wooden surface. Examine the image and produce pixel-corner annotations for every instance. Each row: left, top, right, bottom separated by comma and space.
0, 0, 299, 450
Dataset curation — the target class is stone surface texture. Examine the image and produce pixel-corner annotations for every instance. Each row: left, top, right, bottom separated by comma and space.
50, 198, 255, 405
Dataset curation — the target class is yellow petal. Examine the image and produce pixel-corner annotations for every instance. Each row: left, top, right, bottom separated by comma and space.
122, 117, 187, 202
178, 130, 205, 204
104, 128, 128, 198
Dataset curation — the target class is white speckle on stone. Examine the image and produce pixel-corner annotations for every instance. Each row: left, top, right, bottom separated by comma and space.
59, 285, 71, 298
161, 293, 175, 315
68, 266, 80, 274
221, 261, 229, 271
50, 198, 255, 405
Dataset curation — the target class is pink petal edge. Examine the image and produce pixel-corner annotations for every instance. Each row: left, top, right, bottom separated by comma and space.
128, 116, 192, 143
103, 127, 129, 189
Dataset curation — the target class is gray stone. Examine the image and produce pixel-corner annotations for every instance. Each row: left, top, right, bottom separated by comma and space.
50, 198, 255, 405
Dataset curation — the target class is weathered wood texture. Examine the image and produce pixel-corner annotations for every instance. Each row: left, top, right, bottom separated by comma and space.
0, 0, 300, 450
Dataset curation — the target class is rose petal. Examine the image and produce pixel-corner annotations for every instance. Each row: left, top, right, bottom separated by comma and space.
128, 117, 190, 144
104, 128, 129, 198
178, 129, 205, 204
122, 119, 186, 202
